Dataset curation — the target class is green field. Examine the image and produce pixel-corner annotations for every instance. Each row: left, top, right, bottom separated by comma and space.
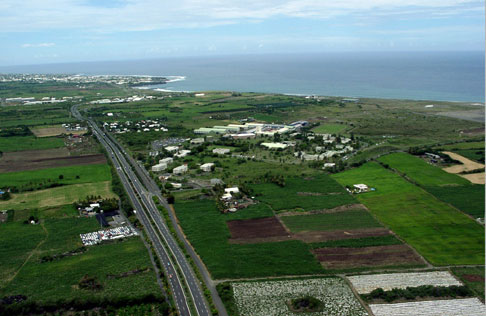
451, 266, 485, 300
453, 149, 485, 163
0, 181, 117, 210
308, 235, 402, 249
378, 153, 484, 218
332, 162, 484, 265
174, 199, 323, 279
281, 210, 382, 232
378, 152, 469, 187
438, 141, 485, 150
0, 163, 111, 191
0, 217, 161, 303
0, 136, 65, 152
311, 123, 348, 134
425, 185, 485, 218
250, 174, 356, 212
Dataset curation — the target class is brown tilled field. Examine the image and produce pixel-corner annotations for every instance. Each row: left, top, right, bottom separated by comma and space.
0, 148, 106, 172
227, 217, 289, 240
312, 244, 425, 269
30, 126, 68, 137
293, 228, 392, 243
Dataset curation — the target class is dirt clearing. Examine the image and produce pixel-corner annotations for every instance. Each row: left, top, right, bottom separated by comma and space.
227, 217, 290, 241
442, 151, 484, 184
30, 126, 68, 137
312, 244, 425, 269
0, 148, 106, 173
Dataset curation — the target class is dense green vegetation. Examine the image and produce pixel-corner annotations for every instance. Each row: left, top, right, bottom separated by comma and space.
362, 285, 473, 303
0, 217, 161, 304
250, 174, 356, 212
281, 210, 382, 232
311, 123, 347, 134
175, 199, 323, 279
0, 136, 65, 152
425, 185, 485, 218
454, 149, 485, 162
332, 162, 484, 265
0, 163, 111, 192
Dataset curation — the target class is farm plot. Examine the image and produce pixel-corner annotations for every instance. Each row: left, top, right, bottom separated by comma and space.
378, 152, 469, 187
347, 271, 462, 294
424, 185, 484, 218
231, 278, 368, 316
250, 174, 356, 212
0, 163, 111, 191
451, 267, 485, 299
30, 126, 69, 137
281, 210, 382, 232
0, 148, 106, 173
369, 298, 485, 316
332, 162, 484, 265
174, 199, 323, 279
0, 136, 65, 153
227, 217, 289, 242
0, 181, 117, 210
293, 228, 393, 243
442, 151, 485, 174
311, 123, 348, 134
312, 245, 425, 269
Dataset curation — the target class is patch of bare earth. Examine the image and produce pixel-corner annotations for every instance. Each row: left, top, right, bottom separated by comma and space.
312, 244, 425, 269
227, 217, 290, 242
0, 148, 106, 173
30, 126, 68, 137
294, 228, 392, 243
442, 151, 485, 184
462, 274, 485, 282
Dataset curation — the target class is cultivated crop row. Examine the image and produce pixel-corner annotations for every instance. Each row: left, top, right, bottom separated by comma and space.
231, 278, 368, 316
370, 298, 485, 316
347, 271, 462, 293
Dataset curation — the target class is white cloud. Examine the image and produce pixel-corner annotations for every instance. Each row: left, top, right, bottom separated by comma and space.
22, 42, 56, 48
0, 0, 482, 32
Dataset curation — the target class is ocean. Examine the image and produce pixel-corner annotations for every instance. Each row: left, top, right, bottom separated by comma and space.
1, 52, 484, 102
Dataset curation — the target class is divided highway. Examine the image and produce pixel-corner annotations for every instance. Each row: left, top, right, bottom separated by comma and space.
71, 105, 212, 316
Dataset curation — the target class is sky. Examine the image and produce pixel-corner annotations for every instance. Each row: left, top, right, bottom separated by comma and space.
0, 0, 484, 66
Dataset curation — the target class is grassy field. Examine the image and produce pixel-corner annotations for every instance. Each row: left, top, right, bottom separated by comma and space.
332, 162, 484, 265
453, 149, 485, 163
0, 136, 65, 152
308, 235, 402, 249
174, 199, 323, 279
250, 174, 356, 212
438, 141, 485, 150
0, 181, 117, 210
311, 123, 348, 134
378, 152, 484, 218
0, 222, 46, 288
0, 163, 111, 191
378, 152, 470, 187
0, 217, 161, 304
281, 210, 382, 232
425, 185, 485, 218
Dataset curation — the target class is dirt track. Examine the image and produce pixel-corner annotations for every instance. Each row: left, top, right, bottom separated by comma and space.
442, 151, 484, 184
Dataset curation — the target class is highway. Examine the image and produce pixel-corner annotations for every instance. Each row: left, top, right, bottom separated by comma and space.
71, 105, 211, 316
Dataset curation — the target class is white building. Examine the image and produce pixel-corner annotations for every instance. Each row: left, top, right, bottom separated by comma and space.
175, 149, 191, 158
323, 163, 336, 169
173, 165, 188, 175
165, 146, 179, 152
261, 142, 288, 149
353, 184, 369, 193
200, 163, 215, 172
213, 148, 230, 155
159, 157, 173, 165
190, 138, 205, 144
152, 163, 167, 172
222, 187, 239, 200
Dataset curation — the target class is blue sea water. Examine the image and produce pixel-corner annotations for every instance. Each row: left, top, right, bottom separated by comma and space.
1, 52, 484, 102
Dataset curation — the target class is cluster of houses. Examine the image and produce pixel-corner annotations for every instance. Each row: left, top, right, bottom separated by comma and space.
103, 119, 168, 134
62, 123, 87, 133
220, 186, 254, 213
296, 135, 356, 161
80, 226, 138, 246
90, 95, 158, 105
194, 121, 308, 138
79, 202, 103, 216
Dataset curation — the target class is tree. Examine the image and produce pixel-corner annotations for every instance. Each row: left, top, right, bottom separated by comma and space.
59, 174, 64, 180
